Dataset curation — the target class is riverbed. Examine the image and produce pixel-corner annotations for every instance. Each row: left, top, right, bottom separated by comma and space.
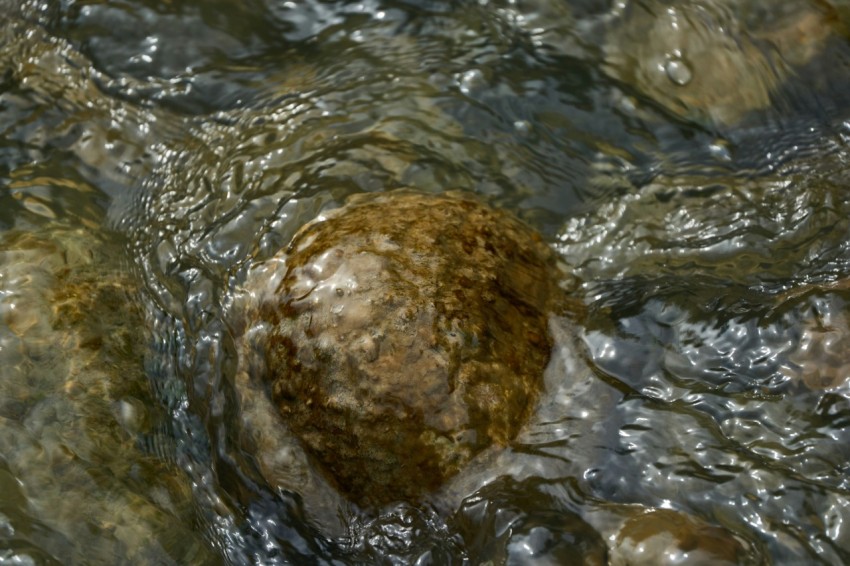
2, 0, 850, 564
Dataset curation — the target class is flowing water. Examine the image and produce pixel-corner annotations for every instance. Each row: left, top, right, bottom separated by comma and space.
3, 0, 850, 563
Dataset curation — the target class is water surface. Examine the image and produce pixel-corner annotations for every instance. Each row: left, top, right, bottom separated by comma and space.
3, 0, 850, 563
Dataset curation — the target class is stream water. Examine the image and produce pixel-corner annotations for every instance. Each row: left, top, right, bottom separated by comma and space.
3, 0, 850, 564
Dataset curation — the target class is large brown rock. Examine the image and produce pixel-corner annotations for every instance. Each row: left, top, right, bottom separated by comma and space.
252, 190, 571, 506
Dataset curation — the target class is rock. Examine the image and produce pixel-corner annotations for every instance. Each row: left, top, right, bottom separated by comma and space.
611, 509, 748, 566
603, 0, 842, 127
237, 190, 573, 507
777, 281, 850, 390
0, 226, 216, 564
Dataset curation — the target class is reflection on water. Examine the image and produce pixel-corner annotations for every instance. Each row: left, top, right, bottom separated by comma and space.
2, 0, 850, 563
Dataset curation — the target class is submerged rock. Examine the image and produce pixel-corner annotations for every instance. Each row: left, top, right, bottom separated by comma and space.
603, 0, 843, 127
778, 282, 850, 390
235, 190, 574, 507
611, 509, 749, 566
0, 226, 215, 564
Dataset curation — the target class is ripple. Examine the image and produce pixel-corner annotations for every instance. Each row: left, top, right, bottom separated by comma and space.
4, 0, 850, 563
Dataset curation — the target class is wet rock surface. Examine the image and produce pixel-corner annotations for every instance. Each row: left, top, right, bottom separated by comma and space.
237, 190, 572, 506
603, 0, 843, 127
0, 226, 216, 564
611, 509, 749, 566
777, 282, 850, 390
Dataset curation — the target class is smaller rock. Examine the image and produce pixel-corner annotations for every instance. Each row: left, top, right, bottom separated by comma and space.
611, 509, 748, 566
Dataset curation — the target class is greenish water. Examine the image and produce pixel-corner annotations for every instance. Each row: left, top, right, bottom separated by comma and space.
3, 0, 850, 564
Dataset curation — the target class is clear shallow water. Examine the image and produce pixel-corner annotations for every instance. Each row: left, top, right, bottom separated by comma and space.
3, 0, 850, 563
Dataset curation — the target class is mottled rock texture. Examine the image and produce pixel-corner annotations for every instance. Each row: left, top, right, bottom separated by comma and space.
253, 190, 570, 506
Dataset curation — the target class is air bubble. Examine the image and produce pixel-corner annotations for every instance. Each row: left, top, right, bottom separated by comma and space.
458, 69, 486, 95
665, 57, 692, 86
513, 120, 532, 137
